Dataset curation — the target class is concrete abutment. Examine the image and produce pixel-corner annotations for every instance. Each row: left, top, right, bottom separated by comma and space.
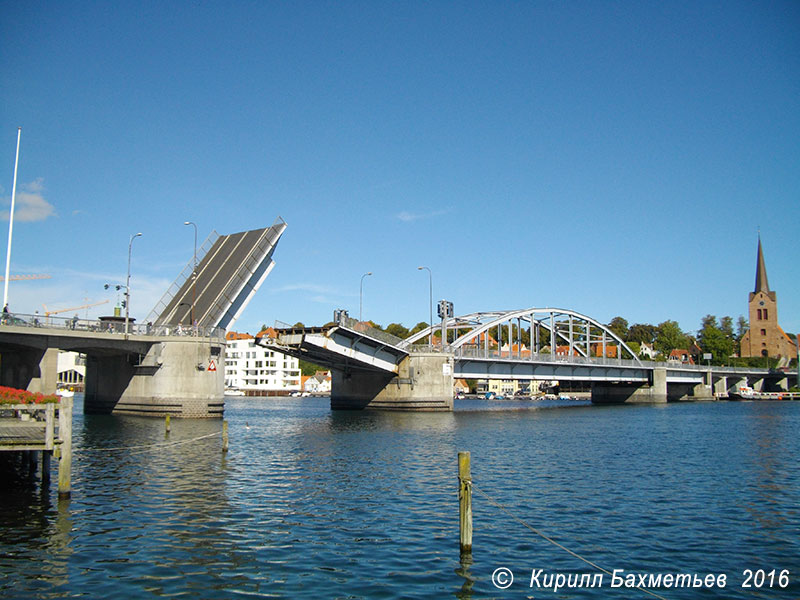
331, 352, 454, 411
83, 339, 225, 418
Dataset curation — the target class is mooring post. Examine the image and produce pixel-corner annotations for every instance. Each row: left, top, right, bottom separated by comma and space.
58, 396, 73, 499
458, 451, 473, 557
222, 420, 229, 453
165, 414, 171, 435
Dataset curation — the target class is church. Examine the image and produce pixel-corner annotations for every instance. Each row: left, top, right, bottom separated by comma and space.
739, 237, 796, 358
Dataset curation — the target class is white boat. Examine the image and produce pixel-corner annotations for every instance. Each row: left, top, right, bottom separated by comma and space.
56, 388, 75, 398
225, 388, 245, 396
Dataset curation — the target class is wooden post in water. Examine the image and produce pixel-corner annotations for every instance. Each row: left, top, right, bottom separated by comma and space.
458, 451, 473, 557
58, 396, 73, 499
222, 421, 229, 453
42, 403, 55, 486
165, 414, 171, 435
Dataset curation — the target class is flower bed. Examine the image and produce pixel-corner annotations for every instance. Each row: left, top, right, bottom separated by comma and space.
0, 386, 60, 405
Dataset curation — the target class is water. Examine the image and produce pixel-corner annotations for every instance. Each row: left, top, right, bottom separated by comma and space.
1, 396, 798, 599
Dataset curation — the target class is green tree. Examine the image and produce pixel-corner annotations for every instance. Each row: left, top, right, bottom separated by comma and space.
299, 359, 324, 376
385, 322, 410, 339
607, 316, 629, 340
698, 315, 736, 364
736, 316, 749, 343
655, 320, 690, 356
627, 323, 656, 344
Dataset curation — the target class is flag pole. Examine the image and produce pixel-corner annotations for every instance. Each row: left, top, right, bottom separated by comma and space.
3, 127, 22, 308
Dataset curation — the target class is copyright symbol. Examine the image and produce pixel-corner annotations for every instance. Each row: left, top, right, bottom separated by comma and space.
492, 567, 514, 589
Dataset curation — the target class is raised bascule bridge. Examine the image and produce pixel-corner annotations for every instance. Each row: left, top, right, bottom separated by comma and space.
0, 218, 286, 418
262, 307, 793, 411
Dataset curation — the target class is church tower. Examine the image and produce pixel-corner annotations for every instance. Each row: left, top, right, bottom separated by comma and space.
739, 237, 795, 358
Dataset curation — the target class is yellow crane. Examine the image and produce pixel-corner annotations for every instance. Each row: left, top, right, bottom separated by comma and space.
0, 274, 52, 281
42, 300, 109, 318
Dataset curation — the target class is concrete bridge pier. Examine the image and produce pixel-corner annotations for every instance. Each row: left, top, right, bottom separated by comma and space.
331, 352, 453, 411
0, 347, 58, 394
84, 339, 225, 418
591, 367, 667, 404
713, 375, 729, 398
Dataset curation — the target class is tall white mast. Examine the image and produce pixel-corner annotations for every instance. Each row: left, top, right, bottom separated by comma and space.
3, 127, 21, 308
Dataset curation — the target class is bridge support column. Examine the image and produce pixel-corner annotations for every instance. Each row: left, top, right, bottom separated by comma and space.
84, 339, 225, 418
713, 376, 728, 398
591, 367, 667, 404
331, 352, 454, 411
0, 347, 58, 394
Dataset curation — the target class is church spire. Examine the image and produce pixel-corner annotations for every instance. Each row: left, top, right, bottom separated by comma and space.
754, 235, 770, 293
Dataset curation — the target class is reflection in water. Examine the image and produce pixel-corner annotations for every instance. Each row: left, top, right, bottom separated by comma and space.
0, 395, 798, 599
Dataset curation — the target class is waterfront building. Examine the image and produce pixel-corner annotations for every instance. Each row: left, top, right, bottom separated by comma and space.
224, 330, 301, 394
739, 237, 796, 358
57, 351, 85, 387
302, 371, 332, 394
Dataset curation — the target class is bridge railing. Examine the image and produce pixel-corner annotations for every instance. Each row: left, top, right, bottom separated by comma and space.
336, 315, 406, 348
0, 312, 226, 340
450, 345, 776, 375
452, 345, 645, 368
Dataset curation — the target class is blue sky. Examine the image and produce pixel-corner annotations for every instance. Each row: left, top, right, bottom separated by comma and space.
1, 1, 798, 337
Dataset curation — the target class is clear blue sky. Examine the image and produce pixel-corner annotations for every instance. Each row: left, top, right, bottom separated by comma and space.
1, 1, 798, 337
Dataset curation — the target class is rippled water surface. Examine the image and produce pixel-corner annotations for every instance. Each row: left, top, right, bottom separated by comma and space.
1, 396, 799, 599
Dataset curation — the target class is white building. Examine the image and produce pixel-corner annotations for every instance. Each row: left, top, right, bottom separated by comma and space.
225, 331, 301, 394
303, 371, 332, 394
57, 351, 86, 388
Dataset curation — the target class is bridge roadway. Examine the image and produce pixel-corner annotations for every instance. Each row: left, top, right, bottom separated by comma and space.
262, 309, 795, 410
0, 314, 226, 417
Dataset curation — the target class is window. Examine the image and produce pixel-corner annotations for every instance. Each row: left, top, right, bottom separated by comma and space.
761, 329, 766, 336
757, 309, 763, 320
763, 308, 768, 320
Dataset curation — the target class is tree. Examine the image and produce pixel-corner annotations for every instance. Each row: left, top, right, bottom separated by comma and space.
409, 321, 429, 335
627, 323, 657, 345
654, 320, 690, 356
385, 322, 410, 339
736, 316, 749, 343
698, 314, 736, 364
607, 316, 629, 340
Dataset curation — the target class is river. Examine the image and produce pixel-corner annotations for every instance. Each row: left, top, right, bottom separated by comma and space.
1, 395, 798, 599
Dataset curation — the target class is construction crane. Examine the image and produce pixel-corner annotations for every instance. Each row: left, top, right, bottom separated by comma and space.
0, 274, 52, 282
42, 300, 109, 318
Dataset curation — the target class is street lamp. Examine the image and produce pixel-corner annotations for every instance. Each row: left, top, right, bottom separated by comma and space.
359, 272, 372, 322
418, 266, 432, 346
125, 232, 142, 335
184, 221, 197, 330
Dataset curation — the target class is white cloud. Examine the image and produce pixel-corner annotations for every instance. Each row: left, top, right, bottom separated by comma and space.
0, 179, 56, 222
396, 208, 449, 222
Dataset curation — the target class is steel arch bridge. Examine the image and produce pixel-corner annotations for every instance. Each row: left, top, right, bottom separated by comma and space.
398, 307, 642, 365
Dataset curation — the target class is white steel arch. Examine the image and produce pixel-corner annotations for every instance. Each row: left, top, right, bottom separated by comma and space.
399, 307, 642, 365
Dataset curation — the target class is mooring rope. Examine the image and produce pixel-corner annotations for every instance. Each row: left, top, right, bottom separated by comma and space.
73, 430, 222, 454
472, 484, 669, 600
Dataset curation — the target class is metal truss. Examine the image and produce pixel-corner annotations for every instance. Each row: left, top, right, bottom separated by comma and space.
399, 307, 643, 366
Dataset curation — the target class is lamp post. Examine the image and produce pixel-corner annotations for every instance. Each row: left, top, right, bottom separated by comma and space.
418, 266, 432, 347
3, 127, 21, 310
125, 232, 142, 335
184, 221, 197, 330
359, 272, 372, 322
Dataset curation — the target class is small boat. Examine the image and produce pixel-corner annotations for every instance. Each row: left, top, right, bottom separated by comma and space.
224, 388, 245, 396
56, 388, 75, 398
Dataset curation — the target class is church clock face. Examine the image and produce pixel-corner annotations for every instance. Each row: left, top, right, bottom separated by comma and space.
759, 301, 765, 306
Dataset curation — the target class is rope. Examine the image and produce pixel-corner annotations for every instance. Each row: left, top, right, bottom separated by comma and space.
472, 484, 669, 600
74, 430, 222, 454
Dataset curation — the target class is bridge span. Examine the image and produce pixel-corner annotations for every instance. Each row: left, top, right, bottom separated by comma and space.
262, 308, 795, 411
0, 314, 226, 417
0, 218, 286, 418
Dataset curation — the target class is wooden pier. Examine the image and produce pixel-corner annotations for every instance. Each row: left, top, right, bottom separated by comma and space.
0, 396, 72, 497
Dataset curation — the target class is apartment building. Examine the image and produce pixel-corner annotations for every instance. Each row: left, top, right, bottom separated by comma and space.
225, 331, 301, 395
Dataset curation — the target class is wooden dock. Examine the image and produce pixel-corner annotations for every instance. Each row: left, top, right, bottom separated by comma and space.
0, 397, 72, 497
